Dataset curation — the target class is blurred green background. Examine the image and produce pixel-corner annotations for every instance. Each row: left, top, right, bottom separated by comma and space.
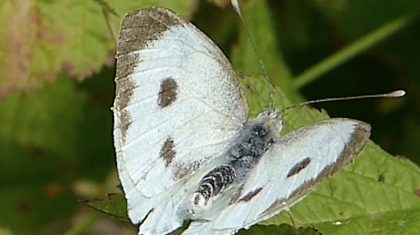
0, 0, 419, 234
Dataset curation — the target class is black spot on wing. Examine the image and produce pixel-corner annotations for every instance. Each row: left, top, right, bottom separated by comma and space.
158, 78, 178, 108
287, 158, 311, 178
160, 137, 176, 167
262, 122, 371, 217
173, 161, 203, 180
238, 187, 263, 202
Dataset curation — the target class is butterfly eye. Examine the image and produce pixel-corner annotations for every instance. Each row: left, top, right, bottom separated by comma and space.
286, 158, 312, 178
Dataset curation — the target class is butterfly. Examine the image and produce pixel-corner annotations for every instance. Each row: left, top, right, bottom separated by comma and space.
112, 7, 371, 235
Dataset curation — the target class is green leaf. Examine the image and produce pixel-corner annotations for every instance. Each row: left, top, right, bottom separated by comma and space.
0, 78, 83, 230
0, 227, 14, 235
231, 0, 297, 111
0, 77, 85, 160
238, 224, 321, 235
232, 0, 420, 235
0, 0, 195, 96
0, 73, 116, 232
263, 142, 420, 235
232, 0, 327, 125
81, 193, 129, 220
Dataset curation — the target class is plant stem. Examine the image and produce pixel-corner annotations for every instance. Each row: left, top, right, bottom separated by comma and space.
294, 14, 414, 88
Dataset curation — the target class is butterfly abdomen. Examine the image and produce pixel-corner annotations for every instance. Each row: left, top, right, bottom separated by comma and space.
193, 165, 236, 206
190, 113, 279, 212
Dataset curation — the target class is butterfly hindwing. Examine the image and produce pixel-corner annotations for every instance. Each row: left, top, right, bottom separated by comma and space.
184, 118, 370, 234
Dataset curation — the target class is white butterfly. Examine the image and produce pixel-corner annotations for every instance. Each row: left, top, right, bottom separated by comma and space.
113, 8, 371, 235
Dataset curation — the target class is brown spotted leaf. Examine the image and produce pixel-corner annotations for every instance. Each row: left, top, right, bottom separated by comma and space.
0, 0, 194, 97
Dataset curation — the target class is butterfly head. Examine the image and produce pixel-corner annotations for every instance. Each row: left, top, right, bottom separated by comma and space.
255, 109, 283, 135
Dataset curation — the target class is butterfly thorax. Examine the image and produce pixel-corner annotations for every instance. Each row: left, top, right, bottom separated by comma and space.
189, 110, 282, 215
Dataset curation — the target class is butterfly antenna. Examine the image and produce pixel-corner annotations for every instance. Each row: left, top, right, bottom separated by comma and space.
231, 0, 275, 108
283, 89, 406, 111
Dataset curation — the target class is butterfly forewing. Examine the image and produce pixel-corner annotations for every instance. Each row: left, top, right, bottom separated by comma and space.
113, 8, 247, 232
